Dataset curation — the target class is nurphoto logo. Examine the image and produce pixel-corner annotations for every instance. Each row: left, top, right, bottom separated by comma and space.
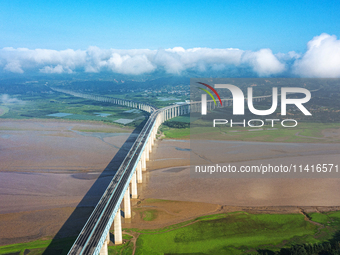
197, 82, 312, 128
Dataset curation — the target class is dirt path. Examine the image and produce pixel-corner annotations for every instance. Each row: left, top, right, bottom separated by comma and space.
121, 231, 139, 255
298, 207, 324, 226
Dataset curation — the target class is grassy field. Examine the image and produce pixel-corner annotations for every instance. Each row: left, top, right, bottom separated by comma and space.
0, 237, 76, 255
108, 234, 134, 255
160, 116, 340, 143
310, 211, 340, 227
0, 93, 147, 128
103, 92, 188, 109
1, 210, 340, 255
133, 212, 320, 255
0, 106, 9, 116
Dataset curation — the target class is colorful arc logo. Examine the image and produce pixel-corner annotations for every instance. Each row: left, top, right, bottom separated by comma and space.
197, 82, 222, 115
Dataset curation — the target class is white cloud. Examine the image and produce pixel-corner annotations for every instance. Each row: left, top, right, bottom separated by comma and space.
1, 94, 25, 105
0, 47, 86, 74
293, 33, 340, 77
241, 49, 286, 76
39, 64, 73, 74
106, 53, 156, 75
12, 36, 340, 77
0, 46, 286, 76
4, 60, 24, 73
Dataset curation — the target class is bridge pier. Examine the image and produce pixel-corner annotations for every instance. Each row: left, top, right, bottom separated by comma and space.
145, 141, 150, 161
131, 171, 138, 199
114, 209, 122, 244
141, 151, 146, 170
137, 161, 142, 183
151, 129, 155, 145
123, 187, 131, 218
148, 138, 152, 153
99, 232, 110, 255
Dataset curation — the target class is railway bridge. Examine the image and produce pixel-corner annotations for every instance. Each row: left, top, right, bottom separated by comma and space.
51, 87, 268, 255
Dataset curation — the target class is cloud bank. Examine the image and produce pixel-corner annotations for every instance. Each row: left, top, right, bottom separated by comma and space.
1, 94, 25, 105
0, 33, 339, 77
293, 33, 340, 77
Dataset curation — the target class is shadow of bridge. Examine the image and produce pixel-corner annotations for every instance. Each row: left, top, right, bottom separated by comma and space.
42, 118, 147, 255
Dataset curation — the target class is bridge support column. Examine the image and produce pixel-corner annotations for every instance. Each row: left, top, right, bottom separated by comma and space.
123, 187, 131, 218
145, 143, 150, 161
137, 161, 142, 183
99, 241, 109, 255
141, 151, 146, 171
114, 209, 122, 244
107, 231, 110, 243
131, 172, 138, 199
151, 129, 155, 145
148, 138, 152, 153
99, 234, 109, 255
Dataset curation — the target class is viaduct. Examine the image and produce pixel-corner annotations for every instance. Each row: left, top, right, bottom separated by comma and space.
51, 87, 267, 255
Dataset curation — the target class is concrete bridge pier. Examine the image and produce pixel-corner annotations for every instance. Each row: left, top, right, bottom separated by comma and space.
131, 171, 138, 199
99, 232, 110, 255
148, 137, 152, 153
145, 142, 150, 161
123, 187, 131, 218
141, 151, 146, 171
151, 129, 155, 146
137, 161, 142, 183
114, 209, 122, 244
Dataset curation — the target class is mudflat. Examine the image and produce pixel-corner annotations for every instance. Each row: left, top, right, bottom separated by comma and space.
0, 119, 135, 245
1, 119, 340, 246
142, 138, 340, 206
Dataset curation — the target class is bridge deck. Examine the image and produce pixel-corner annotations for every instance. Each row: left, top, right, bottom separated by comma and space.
68, 109, 158, 255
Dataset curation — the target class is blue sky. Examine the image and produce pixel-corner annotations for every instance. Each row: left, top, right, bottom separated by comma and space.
1, 0, 339, 52
1, 0, 340, 77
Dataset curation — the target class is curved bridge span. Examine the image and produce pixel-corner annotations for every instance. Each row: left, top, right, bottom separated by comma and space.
51, 88, 271, 255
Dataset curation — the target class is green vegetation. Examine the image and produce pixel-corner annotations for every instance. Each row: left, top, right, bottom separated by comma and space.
108, 234, 134, 255
2, 211, 340, 254
0, 106, 9, 116
0, 93, 147, 128
140, 209, 158, 221
134, 212, 319, 255
160, 115, 340, 142
310, 213, 331, 225
310, 211, 340, 227
160, 125, 190, 139
163, 121, 189, 129
0, 237, 76, 255
191, 122, 340, 143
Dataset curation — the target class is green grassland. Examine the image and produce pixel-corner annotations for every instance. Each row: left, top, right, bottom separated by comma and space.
103, 92, 188, 109
0, 237, 76, 255
3, 210, 340, 255
160, 114, 340, 143
0, 106, 9, 116
140, 209, 158, 221
0, 92, 147, 128
108, 234, 134, 255
310, 211, 340, 227
134, 212, 320, 255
